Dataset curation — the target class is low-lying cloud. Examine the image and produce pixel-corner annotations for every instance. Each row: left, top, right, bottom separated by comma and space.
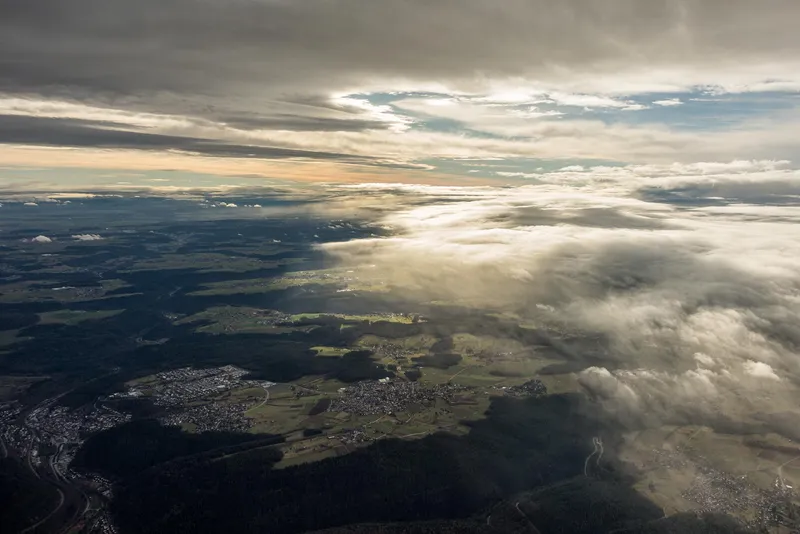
322, 167, 800, 438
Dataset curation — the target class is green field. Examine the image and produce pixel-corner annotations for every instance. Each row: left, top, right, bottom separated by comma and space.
290, 313, 416, 324
0, 375, 48, 401
187, 276, 324, 296
0, 278, 134, 304
115, 324, 566, 470
123, 253, 278, 273
240, 366, 507, 468
0, 330, 29, 348
173, 306, 419, 335
174, 306, 311, 334
311, 346, 352, 357
188, 268, 390, 296
38, 309, 125, 325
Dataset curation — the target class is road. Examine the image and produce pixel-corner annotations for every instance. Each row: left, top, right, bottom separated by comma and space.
19, 487, 65, 534
514, 501, 543, 534
26, 438, 41, 479
584, 436, 604, 477
447, 366, 470, 383
13, 392, 94, 534
15, 452, 88, 534
777, 454, 800, 490
251, 386, 271, 410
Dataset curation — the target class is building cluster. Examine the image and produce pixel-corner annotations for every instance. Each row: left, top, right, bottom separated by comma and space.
647, 446, 798, 531
26, 402, 131, 445
2, 366, 274, 482
289, 384, 318, 399
88, 510, 119, 534
0, 401, 22, 425
682, 462, 798, 530
47, 285, 107, 299
365, 342, 416, 362
160, 402, 253, 432
331, 429, 373, 445
208, 308, 292, 331
0, 366, 275, 534
2, 398, 131, 476
254, 310, 293, 326
503, 379, 547, 398
649, 447, 690, 469
111, 365, 273, 407
0, 402, 27, 451
81, 472, 115, 498
109, 365, 274, 431
329, 379, 469, 416
1, 423, 34, 454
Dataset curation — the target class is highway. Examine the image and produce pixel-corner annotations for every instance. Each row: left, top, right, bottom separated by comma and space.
15, 448, 88, 534
12, 395, 92, 534
19, 487, 65, 534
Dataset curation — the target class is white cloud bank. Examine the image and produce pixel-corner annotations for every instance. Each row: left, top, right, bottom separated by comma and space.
72, 234, 104, 241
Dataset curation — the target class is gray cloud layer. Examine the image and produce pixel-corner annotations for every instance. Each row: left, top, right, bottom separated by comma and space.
3, 0, 799, 112
0, 114, 425, 168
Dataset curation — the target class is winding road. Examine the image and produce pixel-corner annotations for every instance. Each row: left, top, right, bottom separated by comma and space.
584, 436, 604, 477
19, 488, 65, 534
251, 386, 271, 410
777, 454, 800, 490
514, 501, 542, 534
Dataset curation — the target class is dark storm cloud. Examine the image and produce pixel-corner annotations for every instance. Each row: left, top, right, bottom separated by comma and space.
218, 115, 392, 132
2, 0, 799, 106
0, 114, 413, 166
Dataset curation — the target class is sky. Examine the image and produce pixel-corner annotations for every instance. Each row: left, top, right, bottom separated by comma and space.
1, 0, 800, 190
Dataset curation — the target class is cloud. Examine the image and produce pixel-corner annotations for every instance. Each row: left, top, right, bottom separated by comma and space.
321, 176, 800, 438
3, 0, 800, 101
543, 92, 642, 109
652, 98, 684, 107
0, 114, 423, 169
23, 201, 38, 206
743, 360, 781, 380
1, 0, 800, 178
31, 235, 52, 243
559, 165, 585, 172
72, 234, 104, 241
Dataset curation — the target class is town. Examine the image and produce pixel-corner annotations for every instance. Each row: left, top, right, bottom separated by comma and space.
650, 445, 799, 531
111, 365, 274, 407
110, 365, 275, 431
1, 365, 275, 534
329, 379, 470, 416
